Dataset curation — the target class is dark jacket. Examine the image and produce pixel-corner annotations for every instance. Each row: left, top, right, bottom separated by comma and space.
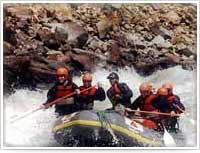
167, 94, 185, 113
130, 96, 144, 110
74, 86, 106, 110
152, 95, 184, 132
44, 81, 78, 115
152, 96, 173, 113
107, 82, 133, 108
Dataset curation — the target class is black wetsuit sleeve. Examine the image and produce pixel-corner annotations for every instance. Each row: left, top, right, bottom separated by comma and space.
120, 83, 133, 100
152, 97, 172, 113
44, 85, 57, 104
107, 88, 112, 100
130, 96, 143, 110
173, 96, 185, 111
107, 88, 116, 104
94, 87, 106, 101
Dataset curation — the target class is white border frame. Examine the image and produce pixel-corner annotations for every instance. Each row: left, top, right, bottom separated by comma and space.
0, 0, 199, 150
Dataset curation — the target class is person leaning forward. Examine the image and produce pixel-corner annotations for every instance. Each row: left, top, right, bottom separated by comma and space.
126, 83, 179, 131
162, 81, 185, 114
161, 81, 185, 132
41, 67, 80, 116
126, 82, 158, 130
129, 82, 157, 114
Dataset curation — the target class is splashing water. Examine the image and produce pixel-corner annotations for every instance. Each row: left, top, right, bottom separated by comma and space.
3, 66, 197, 147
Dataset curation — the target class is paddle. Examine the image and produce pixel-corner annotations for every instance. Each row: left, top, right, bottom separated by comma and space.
10, 85, 97, 123
172, 104, 195, 125
125, 108, 178, 146
163, 125, 176, 147
160, 120, 176, 147
125, 108, 181, 117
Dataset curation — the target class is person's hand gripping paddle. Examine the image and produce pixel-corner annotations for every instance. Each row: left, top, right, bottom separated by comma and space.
10, 85, 96, 123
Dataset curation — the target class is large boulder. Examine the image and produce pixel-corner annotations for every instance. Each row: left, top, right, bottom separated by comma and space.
3, 41, 13, 55
96, 17, 112, 39
4, 5, 33, 17
150, 24, 173, 40
46, 22, 89, 48
71, 54, 93, 71
163, 11, 181, 25
36, 27, 52, 41
151, 35, 172, 48
46, 50, 71, 63
44, 4, 73, 22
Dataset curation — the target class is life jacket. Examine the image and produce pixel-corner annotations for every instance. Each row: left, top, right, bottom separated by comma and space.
111, 83, 121, 95
56, 84, 73, 98
140, 94, 157, 111
167, 95, 176, 104
131, 119, 157, 129
167, 95, 183, 113
142, 119, 157, 129
79, 86, 97, 97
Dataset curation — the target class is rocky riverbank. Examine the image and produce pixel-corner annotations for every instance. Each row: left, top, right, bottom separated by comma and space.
3, 3, 197, 92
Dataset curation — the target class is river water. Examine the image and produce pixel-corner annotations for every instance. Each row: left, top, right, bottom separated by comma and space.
3, 66, 197, 147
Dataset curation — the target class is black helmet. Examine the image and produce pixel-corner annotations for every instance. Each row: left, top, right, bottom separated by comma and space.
107, 72, 119, 80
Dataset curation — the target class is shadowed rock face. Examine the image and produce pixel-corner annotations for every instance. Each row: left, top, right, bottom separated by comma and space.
3, 3, 197, 92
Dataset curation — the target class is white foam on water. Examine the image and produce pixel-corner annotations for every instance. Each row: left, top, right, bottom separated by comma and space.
3, 66, 197, 147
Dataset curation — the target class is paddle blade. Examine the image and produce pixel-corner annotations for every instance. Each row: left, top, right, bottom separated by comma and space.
163, 128, 176, 147
10, 106, 41, 123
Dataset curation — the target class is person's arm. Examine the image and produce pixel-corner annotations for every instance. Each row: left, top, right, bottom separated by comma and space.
107, 88, 116, 107
130, 96, 143, 110
94, 87, 106, 101
119, 83, 133, 99
173, 96, 185, 112
107, 88, 112, 101
40, 84, 57, 109
45, 85, 57, 104
152, 97, 172, 113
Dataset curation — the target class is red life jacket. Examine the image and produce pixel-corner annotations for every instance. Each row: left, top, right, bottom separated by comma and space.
142, 119, 157, 129
140, 94, 157, 111
79, 86, 97, 97
111, 83, 121, 95
56, 84, 73, 98
167, 95, 182, 113
167, 95, 176, 104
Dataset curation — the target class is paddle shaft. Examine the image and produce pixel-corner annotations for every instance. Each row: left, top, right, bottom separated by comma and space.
172, 103, 195, 124
172, 104, 186, 113
162, 121, 176, 147
127, 109, 181, 117
45, 85, 96, 108
10, 106, 42, 123
11, 85, 96, 123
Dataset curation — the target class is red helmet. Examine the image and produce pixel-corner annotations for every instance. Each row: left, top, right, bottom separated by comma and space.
157, 87, 168, 96
56, 67, 68, 77
139, 82, 153, 93
82, 72, 93, 81
162, 81, 174, 90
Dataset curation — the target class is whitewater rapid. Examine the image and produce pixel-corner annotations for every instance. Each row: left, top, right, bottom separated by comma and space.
3, 66, 197, 147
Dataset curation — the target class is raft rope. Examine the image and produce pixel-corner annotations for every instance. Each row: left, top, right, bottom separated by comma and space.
52, 119, 162, 146
97, 111, 119, 143
97, 111, 110, 128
